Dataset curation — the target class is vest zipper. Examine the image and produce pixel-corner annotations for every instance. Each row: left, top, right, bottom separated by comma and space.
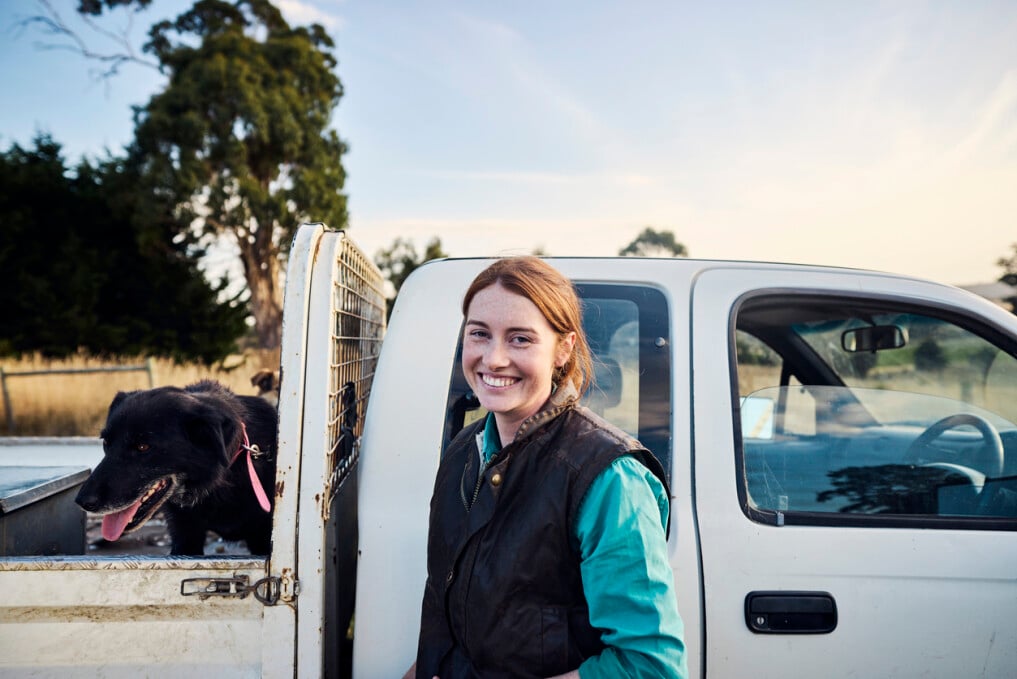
460, 456, 494, 511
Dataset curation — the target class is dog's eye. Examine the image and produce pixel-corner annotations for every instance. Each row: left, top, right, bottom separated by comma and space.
135, 443, 150, 453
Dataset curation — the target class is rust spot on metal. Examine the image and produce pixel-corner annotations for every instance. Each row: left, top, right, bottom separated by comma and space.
275, 480, 285, 497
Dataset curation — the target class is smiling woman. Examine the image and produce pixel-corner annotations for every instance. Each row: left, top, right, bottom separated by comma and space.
461, 282, 576, 446
408, 256, 687, 679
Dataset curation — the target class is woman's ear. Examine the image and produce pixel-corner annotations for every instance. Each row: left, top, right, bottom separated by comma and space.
555, 331, 577, 367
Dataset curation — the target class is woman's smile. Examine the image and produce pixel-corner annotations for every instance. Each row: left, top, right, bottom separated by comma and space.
462, 283, 574, 444
479, 373, 520, 389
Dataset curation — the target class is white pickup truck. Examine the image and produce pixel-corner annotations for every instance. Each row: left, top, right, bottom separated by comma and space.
2, 222, 1016, 677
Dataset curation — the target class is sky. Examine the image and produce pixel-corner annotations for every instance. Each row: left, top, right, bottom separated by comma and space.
2, 0, 1016, 287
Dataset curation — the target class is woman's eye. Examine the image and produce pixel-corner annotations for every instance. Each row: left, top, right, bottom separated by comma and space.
136, 443, 150, 453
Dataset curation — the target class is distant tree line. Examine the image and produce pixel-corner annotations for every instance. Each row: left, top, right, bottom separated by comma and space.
997, 244, 1017, 311
0, 135, 247, 363
618, 227, 688, 258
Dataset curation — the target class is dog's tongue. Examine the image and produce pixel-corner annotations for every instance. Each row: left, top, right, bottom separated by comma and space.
101, 501, 141, 541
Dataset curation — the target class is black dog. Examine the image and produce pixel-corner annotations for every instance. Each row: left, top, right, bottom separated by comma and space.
75, 380, 278, 556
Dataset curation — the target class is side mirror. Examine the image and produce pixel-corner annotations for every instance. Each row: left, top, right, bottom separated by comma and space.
841, 325, 907, 353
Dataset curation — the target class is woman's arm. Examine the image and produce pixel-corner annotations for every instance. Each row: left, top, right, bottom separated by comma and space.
569, 456, 688, 679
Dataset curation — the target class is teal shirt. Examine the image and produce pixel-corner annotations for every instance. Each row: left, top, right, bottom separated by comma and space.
481, 414, 687, 678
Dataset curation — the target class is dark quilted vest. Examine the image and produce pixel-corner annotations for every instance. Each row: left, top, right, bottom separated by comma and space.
416, 400, 669, 679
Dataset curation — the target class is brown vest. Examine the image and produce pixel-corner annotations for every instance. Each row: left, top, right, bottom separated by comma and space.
416, 399, 668, 678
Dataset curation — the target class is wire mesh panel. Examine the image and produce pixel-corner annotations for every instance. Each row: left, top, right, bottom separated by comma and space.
323, 236, 387, 517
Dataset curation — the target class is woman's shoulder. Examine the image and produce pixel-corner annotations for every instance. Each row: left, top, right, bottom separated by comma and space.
562, 405, 671, 504
566, 404, 642, 450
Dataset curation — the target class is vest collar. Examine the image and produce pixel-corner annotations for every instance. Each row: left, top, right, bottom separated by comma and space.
510, 381, 579, 445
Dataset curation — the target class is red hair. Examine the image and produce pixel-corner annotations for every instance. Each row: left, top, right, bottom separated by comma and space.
463, 257, 592, 397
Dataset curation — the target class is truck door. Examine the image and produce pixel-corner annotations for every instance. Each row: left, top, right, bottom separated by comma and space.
691, 267, 1017, 677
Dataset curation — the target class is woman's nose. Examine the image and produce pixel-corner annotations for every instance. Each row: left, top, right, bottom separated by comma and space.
485, 340, 509, 367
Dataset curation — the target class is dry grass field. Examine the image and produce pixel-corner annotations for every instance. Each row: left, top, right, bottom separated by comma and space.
0, 350, 280, 437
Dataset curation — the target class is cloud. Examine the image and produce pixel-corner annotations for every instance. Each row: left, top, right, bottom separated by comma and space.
416, 169, 659, 188
952, 70, 1017, 162
446, 11, 617, 151
276, 0, 344, 31
339, 4, 1017, 287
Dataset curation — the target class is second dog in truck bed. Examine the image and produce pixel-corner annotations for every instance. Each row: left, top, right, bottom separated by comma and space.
75, 380, 277, 556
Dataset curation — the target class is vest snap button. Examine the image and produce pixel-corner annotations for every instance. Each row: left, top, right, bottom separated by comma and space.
446, 570, 454, 583
490, 473, 502, 487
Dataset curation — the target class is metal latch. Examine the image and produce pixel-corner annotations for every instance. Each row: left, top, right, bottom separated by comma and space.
180, 575, 287, 605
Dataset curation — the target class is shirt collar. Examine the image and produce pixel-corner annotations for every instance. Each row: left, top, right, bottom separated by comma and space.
480, 381, 580, 463
481, 412, 502, 464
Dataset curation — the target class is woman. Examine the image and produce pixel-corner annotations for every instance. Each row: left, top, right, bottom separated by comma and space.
412, 256, 686, 678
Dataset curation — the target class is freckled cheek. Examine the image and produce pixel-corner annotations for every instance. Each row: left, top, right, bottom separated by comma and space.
461, 346, 481, 382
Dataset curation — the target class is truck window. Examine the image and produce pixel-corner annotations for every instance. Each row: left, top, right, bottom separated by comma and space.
734, 294, 1017, 529
442, 283, 671, 482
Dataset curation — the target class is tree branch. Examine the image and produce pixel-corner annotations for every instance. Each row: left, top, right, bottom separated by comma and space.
17, 0, 160, 80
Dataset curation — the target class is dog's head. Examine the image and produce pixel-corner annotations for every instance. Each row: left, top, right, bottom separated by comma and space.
251, 369, 280, 407
250, 369, 279, 395
75, 386, 243, 542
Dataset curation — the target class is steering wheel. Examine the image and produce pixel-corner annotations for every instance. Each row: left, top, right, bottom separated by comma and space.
904, 413, 1004, 478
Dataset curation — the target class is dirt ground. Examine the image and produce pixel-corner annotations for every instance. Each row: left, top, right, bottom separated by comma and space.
85, 515, 252, 556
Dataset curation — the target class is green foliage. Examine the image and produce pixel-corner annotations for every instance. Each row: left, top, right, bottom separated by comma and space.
968, 346, 999, 375
619, 227, 688, 258
849, 351, 879, 378
375, 236, 448, 294
736, 335, 778, 366
374, 237, 448, 316
0, 135, 247, 363
996, 243, 1017, 278
996, 244, 1017, 312
132, 0, 348, 349
913, 339, 947, 372
77, 0, 154, 15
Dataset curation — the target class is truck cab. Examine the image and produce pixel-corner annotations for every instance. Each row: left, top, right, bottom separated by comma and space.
356, 255, 1017, 678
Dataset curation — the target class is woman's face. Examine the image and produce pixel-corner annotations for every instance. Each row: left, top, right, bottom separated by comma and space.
463, 283, 575, 442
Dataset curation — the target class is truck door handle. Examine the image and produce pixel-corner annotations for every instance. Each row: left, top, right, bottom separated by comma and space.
745, 591, 837, 634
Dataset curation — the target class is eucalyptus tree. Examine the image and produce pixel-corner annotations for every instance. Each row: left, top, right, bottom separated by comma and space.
132, 0, 348, 349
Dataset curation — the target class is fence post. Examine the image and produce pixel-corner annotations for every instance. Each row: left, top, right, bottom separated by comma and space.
146, 357, 156, 388
0, 367, 12, 432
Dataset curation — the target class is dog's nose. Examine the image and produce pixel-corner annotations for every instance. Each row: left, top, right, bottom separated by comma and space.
74, 483, 100, 511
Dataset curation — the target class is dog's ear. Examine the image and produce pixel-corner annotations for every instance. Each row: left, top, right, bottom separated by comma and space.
107, 390, 135, 415
218, 413, 240, 463
185, 403, 239, 466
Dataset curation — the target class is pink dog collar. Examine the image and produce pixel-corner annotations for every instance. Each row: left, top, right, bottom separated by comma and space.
232, 423, 272, 512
